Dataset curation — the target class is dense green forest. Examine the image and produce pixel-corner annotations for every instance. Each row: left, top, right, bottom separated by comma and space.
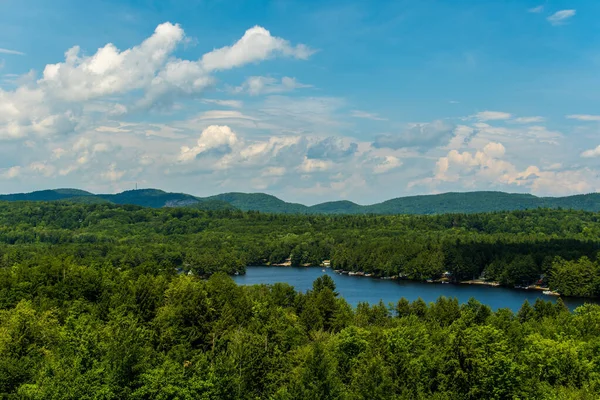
3, 188, 600, 214
1, 201, 600, 295
2, 268, 600, 399
2, 202, 600, 397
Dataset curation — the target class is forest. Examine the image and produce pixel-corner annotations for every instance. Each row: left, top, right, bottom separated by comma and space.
1, 201, 600, 296
2, 268, 600, 398
2, 201, 600, 397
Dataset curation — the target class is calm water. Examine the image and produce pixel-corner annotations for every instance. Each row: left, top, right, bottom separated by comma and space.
233, 266, 599, 312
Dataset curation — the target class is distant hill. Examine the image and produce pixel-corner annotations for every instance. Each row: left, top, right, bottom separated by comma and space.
205, 192, 308, 213
2, 188, 600, 215
0, 189, 94, 202
97, 189, 201, 209
308, 200, 364, 214
363, 192, 542, 215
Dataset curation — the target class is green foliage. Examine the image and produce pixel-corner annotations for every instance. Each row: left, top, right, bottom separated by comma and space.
0, 201, 600, 397
0, 265, 599, 398
550, 256, 600, 297
2, 202, 600, 290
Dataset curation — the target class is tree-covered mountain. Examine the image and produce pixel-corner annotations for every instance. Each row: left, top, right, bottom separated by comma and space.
0, 188, 94, 202
2, 188, 600, 215
97, 189, 201, 209
205, 192, 308, 213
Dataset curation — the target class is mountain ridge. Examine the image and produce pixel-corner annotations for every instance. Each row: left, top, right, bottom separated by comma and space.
1, 188, 600, 215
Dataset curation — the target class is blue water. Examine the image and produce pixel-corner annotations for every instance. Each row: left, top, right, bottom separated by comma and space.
233, 266, 599, 312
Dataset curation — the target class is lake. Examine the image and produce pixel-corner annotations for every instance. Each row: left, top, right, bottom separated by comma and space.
233, 266, 599, 312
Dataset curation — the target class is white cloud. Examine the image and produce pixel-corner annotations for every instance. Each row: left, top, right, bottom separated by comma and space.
201, 26, 315, 72
100, 163, 125, 182
582, 145, 600, 158
0, 166, 21, 179
373, 120, 455, 150
547, 10, 576, 26
0, 22, 312, 140
350, 110, 387, 121
261, 166, 286, 177
28, 162, 56, 177
202, 99, 243, 108
0, 48, 25, 56
413, 139, 599, 196
233, 76, 311, 96
373, 156, 402, 174
40, 22, 186, 102
307, 137, 357, 160
567, 114, 600, 121
179, 125, 239, 162
528, 6, 544, 13
513, 116, 545, 124
298, 157, 332, 173
473, 111, 512, 121
196, 110, 258, 121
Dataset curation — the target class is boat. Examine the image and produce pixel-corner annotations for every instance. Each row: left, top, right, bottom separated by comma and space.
543, 290, 560, 296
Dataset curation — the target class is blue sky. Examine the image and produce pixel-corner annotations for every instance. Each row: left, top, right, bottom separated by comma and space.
1, 0, 599, 204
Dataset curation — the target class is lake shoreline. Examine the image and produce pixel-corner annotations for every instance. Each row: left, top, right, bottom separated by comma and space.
234, 266, 599, 311
243, 265, 583, 300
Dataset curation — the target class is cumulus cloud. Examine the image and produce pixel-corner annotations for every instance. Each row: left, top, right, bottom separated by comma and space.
372, 120, 455, 151
567, 114, 600, 121
233, 76, 311, 96
414, 140, 598, 196
201, 26, 315, 71
547, 10, 576, 25
0, 22, 312, 140
433, 142, 511, 183
582, 145, 600, 158
306, 136, 358, 160
298, 157, 332, 173
179, 125, 239, 162
40, 23, 185, 102
373, 156, 402, 174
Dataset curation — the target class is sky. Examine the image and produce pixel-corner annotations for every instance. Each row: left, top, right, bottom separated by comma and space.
0, 0, 599, 205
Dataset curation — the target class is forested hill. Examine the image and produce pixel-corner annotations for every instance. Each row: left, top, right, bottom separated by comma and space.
2, 188, 600, 214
